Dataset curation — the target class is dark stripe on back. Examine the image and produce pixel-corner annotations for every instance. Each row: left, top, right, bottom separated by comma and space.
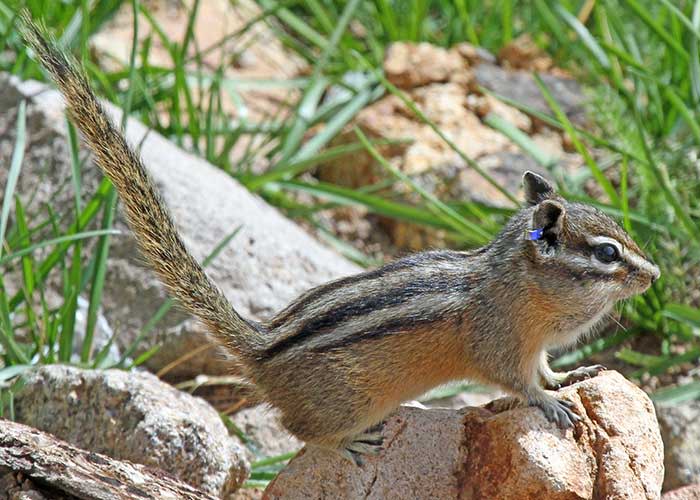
263, 269, 471, 357
267, 250, 470, 330
308, 307, 454, 353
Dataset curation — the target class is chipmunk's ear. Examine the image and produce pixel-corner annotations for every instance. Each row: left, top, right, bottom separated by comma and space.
531, 200, 566, 252
523, 171, 556, 205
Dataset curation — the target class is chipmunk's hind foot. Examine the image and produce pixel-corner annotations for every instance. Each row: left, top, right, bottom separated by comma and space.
342, 429, 386, 466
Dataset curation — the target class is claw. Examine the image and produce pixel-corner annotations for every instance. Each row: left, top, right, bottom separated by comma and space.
486, 396, 522, 414
352, 431, 384, 446
342, 430, 386, 466
529, 394, 580, 428
560, 364, 607, 387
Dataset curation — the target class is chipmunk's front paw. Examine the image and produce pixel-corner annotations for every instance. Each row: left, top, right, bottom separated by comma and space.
530, 395, 581, 428
560, 364, 607, 387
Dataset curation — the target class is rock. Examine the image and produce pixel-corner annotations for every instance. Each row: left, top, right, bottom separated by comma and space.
657, 400, 700, 490
318, 42, 585, 251
474, 63, 586, 126
498, 33, 554, 72
0, 421, 215, 500
72, 296, 120, 364
92, 0, 307, 126
232, 489, 265, 500
472, 93, 533, 131
13, 365, 249, 497
231, 405, 303, 458
264, 371, 663, 499
318, 82, 522, 249
384, 42, 467, 89
2, 74, 360, 381
664, 484, 700, 500
455, 42, 497, 65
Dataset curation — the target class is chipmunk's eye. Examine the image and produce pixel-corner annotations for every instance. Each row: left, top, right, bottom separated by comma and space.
594, 243, 619, 264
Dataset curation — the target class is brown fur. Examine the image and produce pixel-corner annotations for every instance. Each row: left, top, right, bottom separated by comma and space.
21, 14, 660, 457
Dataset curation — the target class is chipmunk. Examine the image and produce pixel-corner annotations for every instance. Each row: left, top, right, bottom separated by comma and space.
21, 13, 660, 464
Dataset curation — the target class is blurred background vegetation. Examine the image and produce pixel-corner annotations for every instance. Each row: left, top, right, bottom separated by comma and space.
1, 0, 700, 483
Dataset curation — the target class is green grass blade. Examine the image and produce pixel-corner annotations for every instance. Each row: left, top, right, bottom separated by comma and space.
652, 381, 700, 404
0, 229, 120, 267
121, 0, 140, 128
276, 76, 328, 165
14, 197, 38, 340
258, 0, 328, 49
662, 304, 700, 329
630, 107, 700, 241
355, 127, 492, 243
81, 187, 118, 363
552, 328, 636, 368
59, 286, 79, 362
291, 85, 379, 165
132, 344, 160, 367
277, 0, 362, 168
621, 0, 689, 61
554, 4, 610, 69
9, 178, 114, 310
0, 364, 31, 383
0, 100, 26, 260
533, 74, 620, 207
665, 86, 700, 143
247, 139, 408, 191
533, 0, 568, 47
274, 179, 456, 231
312, 222, 380, 268
66, 120, 83, 211
620, 155, 631, 233
484, 113, 557, 168
691, 0, 700, 102
251, 452, 296, 469
658, 0, 700, 40
633, 347, 700, 377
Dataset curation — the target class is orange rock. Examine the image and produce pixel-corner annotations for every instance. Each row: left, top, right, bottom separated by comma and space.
498, 33, 553, 72
385, 42, 467, 89
264, 371, 663, 500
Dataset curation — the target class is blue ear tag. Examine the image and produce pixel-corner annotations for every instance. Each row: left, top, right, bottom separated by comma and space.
528, 228, 544, 241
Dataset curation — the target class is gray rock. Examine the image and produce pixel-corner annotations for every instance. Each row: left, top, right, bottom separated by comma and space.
231, 405, 302, 459
13, 365, 249, 497
474, 63, 586, 125
2, 74, 360, 380
72, 296, 120, 365
663, 483, 700, 500
657, 400, 700, 490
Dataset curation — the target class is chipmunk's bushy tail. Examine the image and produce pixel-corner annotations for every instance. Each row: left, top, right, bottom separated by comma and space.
19, 11, 265, 361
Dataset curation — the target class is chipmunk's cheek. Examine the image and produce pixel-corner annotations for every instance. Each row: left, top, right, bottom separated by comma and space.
623, 270, 653, 296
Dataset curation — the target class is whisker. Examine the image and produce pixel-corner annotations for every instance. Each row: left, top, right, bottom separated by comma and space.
606, 312, 627, 332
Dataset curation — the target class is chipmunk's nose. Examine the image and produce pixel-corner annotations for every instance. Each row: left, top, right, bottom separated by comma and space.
651, 264, 660, 282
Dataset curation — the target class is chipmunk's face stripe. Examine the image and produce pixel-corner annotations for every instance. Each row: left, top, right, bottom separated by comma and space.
585, 235, 659, 279
586, 236, 623, 273
587, 236, 622, 254
626, 251, 660, 279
